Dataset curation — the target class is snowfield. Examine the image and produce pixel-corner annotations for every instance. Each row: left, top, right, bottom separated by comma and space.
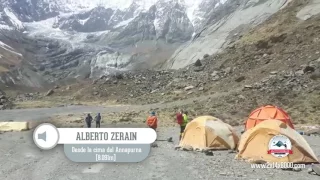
0, 0, 228, 32
23, 17, 109, 46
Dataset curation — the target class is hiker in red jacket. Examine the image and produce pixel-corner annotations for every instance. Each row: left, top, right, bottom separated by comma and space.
146, 111, 158, 131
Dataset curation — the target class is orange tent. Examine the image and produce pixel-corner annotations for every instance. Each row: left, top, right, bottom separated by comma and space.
236, 120, 318, 164
245, 105, 294, 131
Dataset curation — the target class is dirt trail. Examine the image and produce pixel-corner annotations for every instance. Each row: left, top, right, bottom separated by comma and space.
0, 88, 240, 122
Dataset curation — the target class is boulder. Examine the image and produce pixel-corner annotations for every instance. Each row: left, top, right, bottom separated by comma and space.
269, 33, 287, 43
295, 69, 304, 76
235, 76, 245, 82
182, 145, 193, 151
292, 167, 302, 172
238, 95, 246, 100
203, 54, 209, 58
46, 89, 54, 96
119, 117, 132, 122
184, 86, 194, 91
194, 59, 202, 67
205, 151, 214, 156
304, 66, 315, 73
0, 98, 7, 103
211, 71, 219, 77
115, 73, 124, 79
224, 67, 232, 74
167, 137, 173, 142
310, 71, 320, 80
256, 40, 269, 49
151, 143, 158, 148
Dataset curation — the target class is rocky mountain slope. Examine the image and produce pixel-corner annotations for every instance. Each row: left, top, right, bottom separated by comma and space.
0, 0, 301, 88
164, 0, 294, 69
26, 0, 320, 125
0, 0, 204, 87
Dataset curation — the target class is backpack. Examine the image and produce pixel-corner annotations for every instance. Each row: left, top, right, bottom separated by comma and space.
176, 113, 183, 125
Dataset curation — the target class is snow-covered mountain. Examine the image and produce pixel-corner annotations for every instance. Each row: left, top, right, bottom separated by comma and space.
0, 0, 220, 31
0, 0, 300, 87
0, 0, 221, 87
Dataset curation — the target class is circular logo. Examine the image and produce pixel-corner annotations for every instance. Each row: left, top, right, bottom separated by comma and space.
267, 135, 292, 158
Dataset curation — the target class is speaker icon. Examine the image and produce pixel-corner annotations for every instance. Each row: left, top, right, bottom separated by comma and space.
33, 123, 59, 150
38, 131, 46, 142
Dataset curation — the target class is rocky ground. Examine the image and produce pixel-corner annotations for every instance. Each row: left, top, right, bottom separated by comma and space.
7, 0, 319, 126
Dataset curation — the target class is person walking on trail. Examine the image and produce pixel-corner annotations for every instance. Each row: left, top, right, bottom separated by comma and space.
85, 114, 93, 128
176, 110, 189, 140
95, 113, 101, 128
146, 111, 158, 131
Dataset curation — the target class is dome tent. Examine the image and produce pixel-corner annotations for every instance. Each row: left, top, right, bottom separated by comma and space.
179, 116, 239, 150
245, 105, 294, 131
236, 120, 318, 164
